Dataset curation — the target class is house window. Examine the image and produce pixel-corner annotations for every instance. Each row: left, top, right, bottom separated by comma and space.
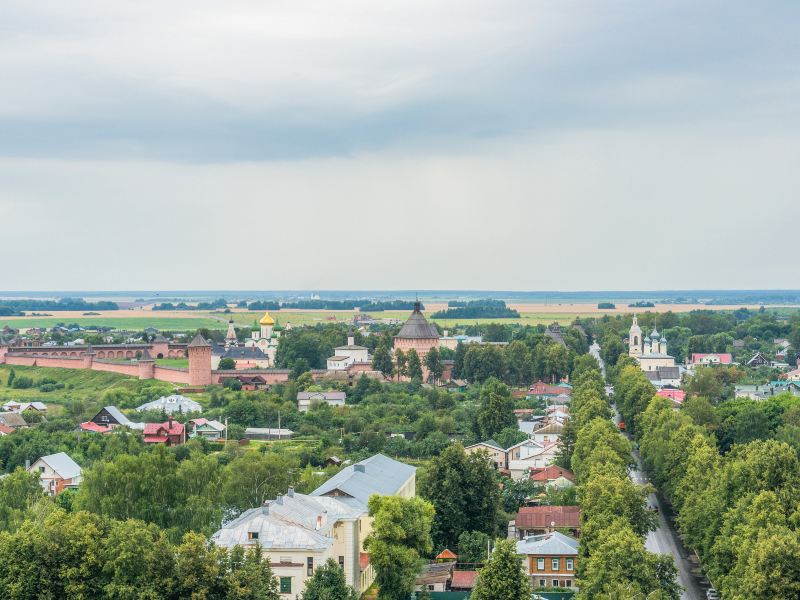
566, 558, 574, 571
553, 580, 560, 587
247, 531, 259, 541
551, 558, 559, 571
338, 556, 345, 569
279, 577, 292, 594
39, 466, 45, 473
565, 580, 572, 587
536, 558, 545, 571
307, 556, 314, 576
427, 585, 435, 591
539, 579, 546, 587
100, 415, 109, 422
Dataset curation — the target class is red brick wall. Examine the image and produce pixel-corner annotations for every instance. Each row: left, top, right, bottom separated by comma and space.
153, 366, 191, 384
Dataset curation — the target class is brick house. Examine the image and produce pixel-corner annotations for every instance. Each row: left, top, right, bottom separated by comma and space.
143, 417, 185, 445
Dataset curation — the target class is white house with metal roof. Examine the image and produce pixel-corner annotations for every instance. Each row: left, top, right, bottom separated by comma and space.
212, 454, 415, 598
28, 452, 82, 496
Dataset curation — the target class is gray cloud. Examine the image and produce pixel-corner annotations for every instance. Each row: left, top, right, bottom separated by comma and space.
1, 1, 799, 290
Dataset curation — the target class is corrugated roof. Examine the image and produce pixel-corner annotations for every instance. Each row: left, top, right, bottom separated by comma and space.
311, 454, 416, 505
37, 452, 82, 480
515, 506, 580, 529
516, 531, 579, 556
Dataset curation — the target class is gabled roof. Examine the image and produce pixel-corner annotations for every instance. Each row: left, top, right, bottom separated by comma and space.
436, 549, 458, 560
297, 391, 347, 401
35, 452, 81, 480
466, 440, 505, 452
451, 571, 478, 589
143, 420, 184, 436
532, 422, 564, 435
0, 412, 27, 427
529, 465, 575, 483
517, 531, 579, 556
311, 454, 416, 505
395, 302, 439, 340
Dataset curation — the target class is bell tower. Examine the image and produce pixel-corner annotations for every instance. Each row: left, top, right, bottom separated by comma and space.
629, 315, 642, 357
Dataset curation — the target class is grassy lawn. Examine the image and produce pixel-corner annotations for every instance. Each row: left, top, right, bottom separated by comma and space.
0, 364, 171, 407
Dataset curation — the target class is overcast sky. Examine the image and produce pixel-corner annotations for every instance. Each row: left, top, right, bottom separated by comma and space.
1, 0, 799, 291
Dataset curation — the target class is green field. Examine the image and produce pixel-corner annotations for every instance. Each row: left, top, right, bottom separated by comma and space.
0, 309, 580, 333
0, 317, 224, 330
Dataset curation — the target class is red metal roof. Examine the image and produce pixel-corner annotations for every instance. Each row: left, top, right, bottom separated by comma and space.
529, 465, 575, 483
0, 424, 14, 435
451, 571, 478, 589
656, 389, 686, 404
690, 353, 733, 364
79, 422, 112, 433
515, 505, 581, 529
436, 549, 458, 560
143, 420, 184, 436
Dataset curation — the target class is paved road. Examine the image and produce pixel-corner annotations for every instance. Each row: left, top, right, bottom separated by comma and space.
611, 404, 704, 600
629, 451, 705, 600
589, 342, 606, 377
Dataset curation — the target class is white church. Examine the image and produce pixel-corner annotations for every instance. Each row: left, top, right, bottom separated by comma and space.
628, 316, 680, 386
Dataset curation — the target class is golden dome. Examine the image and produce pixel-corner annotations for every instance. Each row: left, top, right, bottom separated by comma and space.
259, 312, 275, 326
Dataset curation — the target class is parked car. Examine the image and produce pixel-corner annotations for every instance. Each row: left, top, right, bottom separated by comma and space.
706, 588, 720, 600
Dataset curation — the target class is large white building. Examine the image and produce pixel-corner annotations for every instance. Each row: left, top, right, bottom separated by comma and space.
212, 454, 416, 599
326, 331, 371, 371
628, 316, 676, 374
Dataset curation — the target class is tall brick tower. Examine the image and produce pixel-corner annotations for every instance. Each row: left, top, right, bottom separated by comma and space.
188, 334, 212, 386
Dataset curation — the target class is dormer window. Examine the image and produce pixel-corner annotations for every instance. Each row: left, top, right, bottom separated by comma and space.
247, 531, 259, 541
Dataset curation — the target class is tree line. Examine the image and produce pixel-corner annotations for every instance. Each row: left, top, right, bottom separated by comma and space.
618, 363, 800, 598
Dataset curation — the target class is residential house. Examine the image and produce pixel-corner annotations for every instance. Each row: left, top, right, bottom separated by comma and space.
656, 389, 686, 404
735, 382, 800, 401
137, 394, 202, 414
517, 531, 579, 590
690, 353, 733, 367
464, 440, 508, 470
212, 454, 415, 598
414, 562, 454, 593
2, 401, 47, 413
0, 412, 27, 429
451, 571, 478, 592
529, 381, 572, 399
29, 452, 82, 495
786, 368, 800, 382
297, 391, 347, 412
89, 406, 144, 430
530, 422, 563, 445
78, 421, 112, 434
507, 439, 560, 480
218, 375, 269, 391
529, 465, 575, 489
0, 423, 15, 436
143, 418, 185, 445
188, 418, 226, 440
512, 506, 581, 539
746, 352, 771, 367
644, 365, 682, 388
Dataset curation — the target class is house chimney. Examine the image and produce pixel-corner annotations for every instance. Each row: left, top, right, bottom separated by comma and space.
261, 503, 270, 515
354, 464, 366, 473
275, 495, 283, 505
316, 515, 322, 530
287, 487, 294, 497
25, 459, 30, 470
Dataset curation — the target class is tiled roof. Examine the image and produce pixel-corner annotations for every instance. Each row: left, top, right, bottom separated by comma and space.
515, 505, 580, 529
188, 334, 211, 348
436, 549, 458, 560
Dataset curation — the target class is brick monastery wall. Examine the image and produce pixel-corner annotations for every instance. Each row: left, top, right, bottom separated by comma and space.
211, 370, 291, 384
91, 360, 141, 377
153, 366, 191, 384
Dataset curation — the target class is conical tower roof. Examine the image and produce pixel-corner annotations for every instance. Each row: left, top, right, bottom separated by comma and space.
395, 302, 439, 340
188, 334, 211, 348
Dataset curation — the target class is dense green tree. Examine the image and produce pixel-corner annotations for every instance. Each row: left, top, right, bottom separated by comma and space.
300, 558, 358, 600
453, 342, 466, 379
456, 530, 490, 564
475, 378, 516, 440
0, 468, 45, 532
221, 452, 296, 516
394, 350, 407, 381
218, 357, 236, 370
470, 538, 530, 600
462, 345, 507, 383
599, 333, 626, 368
503, 341, 533, 387
406, 349, 423, 381
372, 345, 394, 380
424, 347, 444, 384
421, 443, 500, 550
364, 495, 434, 600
